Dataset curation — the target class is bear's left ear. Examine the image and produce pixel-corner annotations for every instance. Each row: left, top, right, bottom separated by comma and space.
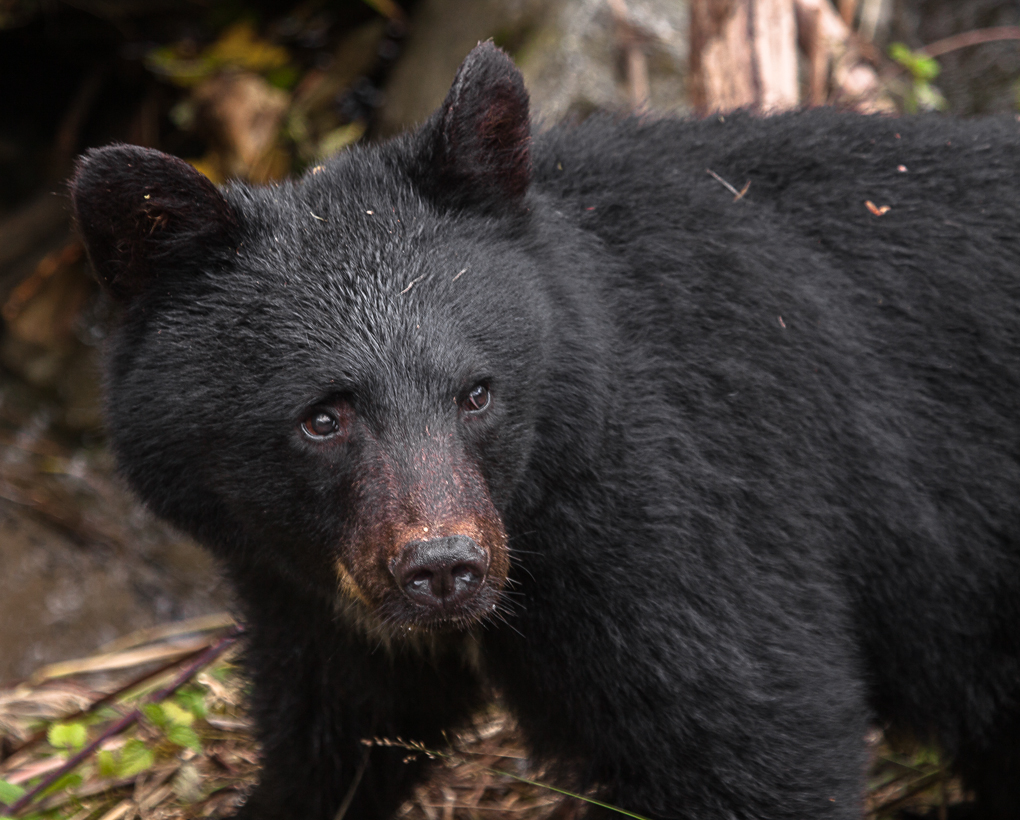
71, 144, 238, 303
411, 41, 531, 213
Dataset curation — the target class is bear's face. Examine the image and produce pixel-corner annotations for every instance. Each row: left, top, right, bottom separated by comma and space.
72, 44, 541, 636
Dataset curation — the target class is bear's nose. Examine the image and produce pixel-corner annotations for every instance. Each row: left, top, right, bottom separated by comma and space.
391, 535, 488, 608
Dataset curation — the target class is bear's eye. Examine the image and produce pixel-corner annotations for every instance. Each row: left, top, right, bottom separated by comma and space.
302, 409, 340, 439
461, 384, 491, 414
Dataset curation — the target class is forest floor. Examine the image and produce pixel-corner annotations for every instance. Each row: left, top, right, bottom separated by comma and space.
0, 612, 970, 820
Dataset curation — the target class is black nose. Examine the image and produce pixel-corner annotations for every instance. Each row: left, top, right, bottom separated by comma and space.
391, 535, 488, 608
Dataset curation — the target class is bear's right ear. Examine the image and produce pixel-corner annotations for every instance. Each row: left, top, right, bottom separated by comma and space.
410, 41, 531, 214
71, 145, 238, 303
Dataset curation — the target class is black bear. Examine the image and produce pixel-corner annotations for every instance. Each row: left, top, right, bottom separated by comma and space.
71, 42, 1020, 820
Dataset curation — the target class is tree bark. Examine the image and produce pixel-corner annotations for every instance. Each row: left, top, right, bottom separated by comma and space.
689, 0, 799, 114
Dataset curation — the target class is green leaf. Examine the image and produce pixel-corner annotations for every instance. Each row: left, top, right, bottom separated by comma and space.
117, 740, 155, 777
888, 42, 941, 81
915, 82, 947, 112
317, 123, 366, 160
913, 55, 941, 81
169, 100, 197, 131
0, 778, 26, 804
40, 773, 82, 798
267, 65, 299, 90
888, 41, 911, 64
47, 722, 87, 751
914, 745, 942, 766
142, 703, 168, 729
96, 750, 118, 779
95, 706, 120, 722
166, 725, 204, 754
175, 689, 207, 720
161, 701, 195, 727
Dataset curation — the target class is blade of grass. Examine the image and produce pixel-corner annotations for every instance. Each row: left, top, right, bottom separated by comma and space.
98, 613, 235, 654
364, 739, 653, 820
485, 769, 653, 820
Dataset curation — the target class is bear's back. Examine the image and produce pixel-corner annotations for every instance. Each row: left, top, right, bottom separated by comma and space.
524, 110, 1020, 745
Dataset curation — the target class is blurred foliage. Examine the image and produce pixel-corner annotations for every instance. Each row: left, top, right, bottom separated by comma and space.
145, 3, 408, 182
0, 0, 410, 407
146, 21, 293, 88
888, 42, 948, 113
0, 0, 409, 211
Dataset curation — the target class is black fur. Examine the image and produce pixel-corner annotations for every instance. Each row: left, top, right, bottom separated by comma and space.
71, 145, 237, 301
72, 42, 1020, 820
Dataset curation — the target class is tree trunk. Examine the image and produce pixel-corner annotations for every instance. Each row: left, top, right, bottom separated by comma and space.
689, 0, 799, 114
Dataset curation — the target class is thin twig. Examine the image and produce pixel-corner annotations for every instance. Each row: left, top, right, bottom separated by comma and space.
28, 637, 218, 686
49, 65, 106, 178
838, 0, 858, 26
920, 26, 1020, 58
99, 613, 236, 654
871, 770, 943, 817
333, 746, 370, 820
706, 169, 750, 202
399, 275, 425, 295
2, 614, 236, 761
706, 169, 740, 197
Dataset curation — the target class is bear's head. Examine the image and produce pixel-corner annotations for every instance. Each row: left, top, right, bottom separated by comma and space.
70, 43, 548, 638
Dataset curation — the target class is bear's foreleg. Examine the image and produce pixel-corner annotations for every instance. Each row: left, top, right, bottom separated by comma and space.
231, 587, 485, 820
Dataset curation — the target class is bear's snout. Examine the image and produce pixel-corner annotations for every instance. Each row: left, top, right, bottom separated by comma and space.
390, 535, 488, 609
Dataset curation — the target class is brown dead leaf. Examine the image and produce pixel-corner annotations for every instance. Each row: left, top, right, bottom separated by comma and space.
192, 72, 289, 182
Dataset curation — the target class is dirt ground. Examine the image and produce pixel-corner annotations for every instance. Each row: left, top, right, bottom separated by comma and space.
0, 370, 230, 686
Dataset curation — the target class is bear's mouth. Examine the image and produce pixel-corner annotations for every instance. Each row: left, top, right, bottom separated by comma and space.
383, 579, 505, 633
333, 577, 504, 638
